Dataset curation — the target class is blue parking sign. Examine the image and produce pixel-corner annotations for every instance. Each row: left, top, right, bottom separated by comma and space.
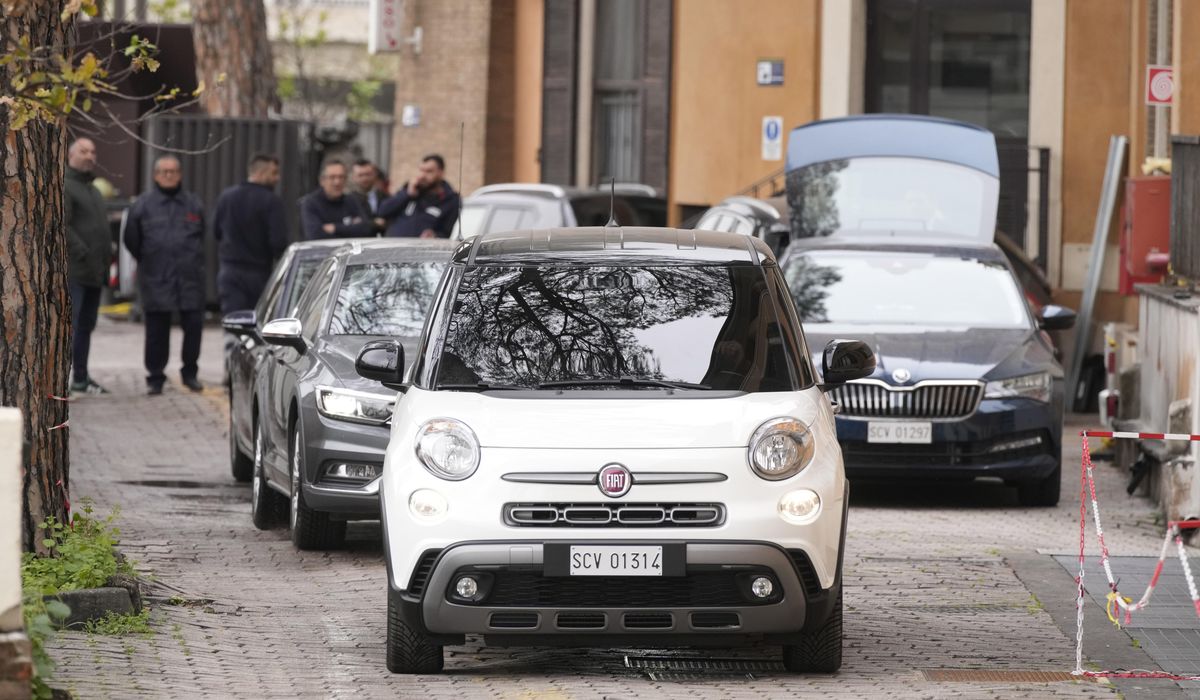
762, 116, 783, 161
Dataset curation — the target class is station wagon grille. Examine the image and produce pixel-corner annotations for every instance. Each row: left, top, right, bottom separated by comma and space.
504, 503, 725, 528
828, 380, 984, 420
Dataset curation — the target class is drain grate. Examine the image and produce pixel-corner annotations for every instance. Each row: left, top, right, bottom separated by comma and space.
626, 655, 784, 681
921, 670, 1098, 683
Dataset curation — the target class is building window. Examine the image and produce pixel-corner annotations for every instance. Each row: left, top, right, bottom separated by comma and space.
593, 0, 645, 184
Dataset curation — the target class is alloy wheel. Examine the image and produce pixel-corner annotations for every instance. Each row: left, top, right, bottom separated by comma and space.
290, 428, 301, 531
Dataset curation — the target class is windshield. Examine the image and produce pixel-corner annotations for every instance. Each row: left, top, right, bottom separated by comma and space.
785, 157, 999, 240
328, 262, 445, 336
782, 251, 1030, 328
434, 265, 808, 391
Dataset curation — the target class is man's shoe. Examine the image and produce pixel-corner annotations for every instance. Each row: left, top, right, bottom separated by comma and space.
147, 382, 164, 396
70, 379, 109, 396
182, 377, 204, 393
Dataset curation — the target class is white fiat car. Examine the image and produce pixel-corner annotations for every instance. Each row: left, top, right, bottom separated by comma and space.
355, 227, 875, 674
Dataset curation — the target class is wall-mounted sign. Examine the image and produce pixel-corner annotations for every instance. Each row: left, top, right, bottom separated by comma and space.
762, 116, 783, 161
1146, 64, 1174, 105
756, 60, 784, 86
369, 0, 404, 54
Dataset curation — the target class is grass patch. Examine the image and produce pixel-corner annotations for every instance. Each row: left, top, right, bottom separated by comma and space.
83, 609, 152, 636
21, 500, 135, 699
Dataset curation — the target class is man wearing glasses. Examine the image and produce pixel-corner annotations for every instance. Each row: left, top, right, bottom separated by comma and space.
124, 155, 208, 395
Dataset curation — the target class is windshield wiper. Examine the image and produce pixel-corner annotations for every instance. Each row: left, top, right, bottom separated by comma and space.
436, 382, 525, 391
536, 377, 711, 391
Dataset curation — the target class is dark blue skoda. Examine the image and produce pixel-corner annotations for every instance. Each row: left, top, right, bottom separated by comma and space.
780, 236, 1075, 506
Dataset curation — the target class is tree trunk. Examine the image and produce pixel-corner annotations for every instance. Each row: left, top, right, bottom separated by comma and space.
0, 6, 72, 551
192, 0, 278, 117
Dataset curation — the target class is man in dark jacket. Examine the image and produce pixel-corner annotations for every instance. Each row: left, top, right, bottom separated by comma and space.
214, 153, 289, 314
299, 159, 373, 240
124, 155, 207, 395
377, 154, 460, 238
65, 137, 111, 395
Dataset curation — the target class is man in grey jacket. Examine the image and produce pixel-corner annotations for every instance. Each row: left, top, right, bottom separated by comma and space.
65, 137, 111, 395
124, 155, 208, 395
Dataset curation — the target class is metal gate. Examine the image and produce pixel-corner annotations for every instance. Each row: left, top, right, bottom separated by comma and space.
140, 115, 319, 306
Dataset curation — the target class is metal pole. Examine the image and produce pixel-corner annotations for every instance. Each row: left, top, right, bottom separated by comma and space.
1067, 135, 1128, 407
574, 0, 596, 188
1153, 0, 1170, 158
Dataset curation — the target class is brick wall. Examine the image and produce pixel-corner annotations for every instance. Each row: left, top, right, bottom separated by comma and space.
389, 0, 495, 196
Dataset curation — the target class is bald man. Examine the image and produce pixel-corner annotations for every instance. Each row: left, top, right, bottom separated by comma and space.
124, 155, 208, 395
65, 138, 111, 395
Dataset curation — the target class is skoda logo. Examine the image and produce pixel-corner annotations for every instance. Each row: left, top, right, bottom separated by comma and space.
891, 368, 912, 384
598, 463, 632, 498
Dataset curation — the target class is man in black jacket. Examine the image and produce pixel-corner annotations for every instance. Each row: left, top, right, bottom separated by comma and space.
299, 159, 373, 240
125, 155, 207, 395
65, 137, 111, 395
378, 154, 460, 238
214, 153, 289, 314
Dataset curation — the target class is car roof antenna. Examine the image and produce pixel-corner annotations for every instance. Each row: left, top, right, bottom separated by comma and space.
605, 177, 619, 228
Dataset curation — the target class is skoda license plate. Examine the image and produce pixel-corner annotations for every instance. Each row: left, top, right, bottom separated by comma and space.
569, 545, 663, 576
867, 421, 932, 444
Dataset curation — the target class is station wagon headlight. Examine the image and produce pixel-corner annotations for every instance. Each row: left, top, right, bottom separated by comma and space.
415, 418, 480, 480
748, 417, 815, 481
316, 386, 395, 425
984, 372, 1052, 403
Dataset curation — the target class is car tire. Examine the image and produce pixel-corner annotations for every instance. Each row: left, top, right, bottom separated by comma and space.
251, 418, 285, 529
289, 424, 346, 551
386, 590, 443, 674
1017, 462, 1061, 507
229, 393, 253, 483
782, 586, 843, 673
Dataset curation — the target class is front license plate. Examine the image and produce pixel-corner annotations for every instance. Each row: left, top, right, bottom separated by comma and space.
569, 545, 663, 576
867, 421, 932, 444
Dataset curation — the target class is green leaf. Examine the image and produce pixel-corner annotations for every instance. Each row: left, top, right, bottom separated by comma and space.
44, 600, 70, 620
41, 539, 55, 549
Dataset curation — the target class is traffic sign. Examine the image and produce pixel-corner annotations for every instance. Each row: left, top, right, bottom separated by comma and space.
1146, 65, 1174, 105
762, 116, 783, 161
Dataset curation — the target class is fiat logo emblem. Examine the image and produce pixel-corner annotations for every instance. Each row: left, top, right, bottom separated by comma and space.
597, 463, 631, 498
891, 368, 912, 384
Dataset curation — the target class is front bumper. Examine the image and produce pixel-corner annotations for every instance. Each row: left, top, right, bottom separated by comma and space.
390, 539, 841, 646
299, 406, 389, 517
836, 398, 1062, 480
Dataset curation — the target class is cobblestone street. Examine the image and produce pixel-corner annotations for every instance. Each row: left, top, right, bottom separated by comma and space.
47, 318, 1194, 699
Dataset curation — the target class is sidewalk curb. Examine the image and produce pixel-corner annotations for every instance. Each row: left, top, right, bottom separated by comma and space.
1007, 551, 1187, 699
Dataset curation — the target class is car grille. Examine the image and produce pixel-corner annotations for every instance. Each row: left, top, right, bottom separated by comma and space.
787, 550, 823, 597
828, 381, 984, 419
504, 503, 725, 528
406, 549, 442, 596
841, 430, 1052, 467
473, 569, 772, 608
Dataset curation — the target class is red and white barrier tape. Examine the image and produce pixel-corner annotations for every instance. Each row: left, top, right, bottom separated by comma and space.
1074, 430, 1200, 682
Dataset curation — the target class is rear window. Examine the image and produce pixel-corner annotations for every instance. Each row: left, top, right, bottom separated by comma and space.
328, 262, 445, 336
434, 264, 810, 392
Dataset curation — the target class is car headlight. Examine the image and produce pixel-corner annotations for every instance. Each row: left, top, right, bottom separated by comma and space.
315, 386, 395, 425
415, 418, 480, 480
984, 372, 1052, 403
747, 417, 815, 481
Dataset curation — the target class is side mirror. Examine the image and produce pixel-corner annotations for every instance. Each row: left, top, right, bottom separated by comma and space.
356, 339, 406, 390
762, 224, 791, 258
261, 318, 307, 354
1039, 304, 1076, 331
822, 339, 876, 387
222, 310, 259, 339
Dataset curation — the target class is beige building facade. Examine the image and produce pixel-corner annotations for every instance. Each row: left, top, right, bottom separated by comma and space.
391, 0, 1200, 306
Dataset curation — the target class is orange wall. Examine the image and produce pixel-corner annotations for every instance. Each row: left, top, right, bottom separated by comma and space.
512, 0, 544, 183
668, 0, 821, 214
1061, 0, 1134, 250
